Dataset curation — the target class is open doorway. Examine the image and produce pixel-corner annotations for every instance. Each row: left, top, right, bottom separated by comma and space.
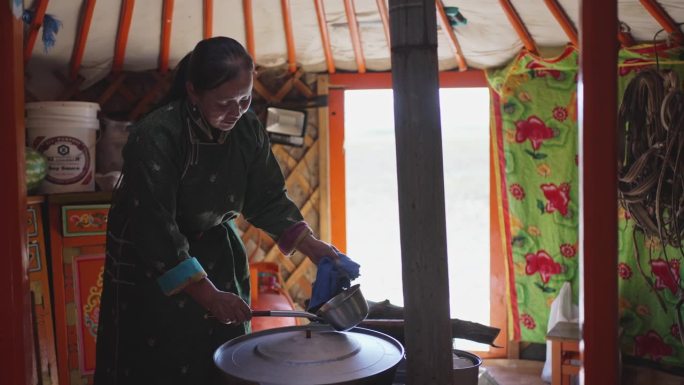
343, 87, 491, 350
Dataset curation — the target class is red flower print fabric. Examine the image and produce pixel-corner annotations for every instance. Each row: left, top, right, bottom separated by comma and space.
515, 116, 554, 151
541, 183, 571, 216
525, 250, 563, 284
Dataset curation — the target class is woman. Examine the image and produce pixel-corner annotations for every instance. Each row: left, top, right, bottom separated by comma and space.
94, 37, 338, 385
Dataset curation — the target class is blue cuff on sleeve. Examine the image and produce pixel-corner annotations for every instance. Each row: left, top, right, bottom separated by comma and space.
157, 257, 207, 296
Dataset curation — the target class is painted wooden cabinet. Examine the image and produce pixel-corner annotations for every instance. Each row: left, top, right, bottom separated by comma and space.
48, 193, 111, 385
27, 196, 59, 385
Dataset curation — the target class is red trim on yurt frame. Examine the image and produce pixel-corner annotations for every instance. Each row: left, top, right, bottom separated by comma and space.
343, 0, 366, 73
543, 0, 578, 47
243, 0, 255, 58
112, 0, 135, 74
281, 0, 297, 73
0, 6, 31, 385
314, 0, 335, 74
638, 0, 683, 43
70, 0, 97, 80
436, 0, 468, 72
579, 0, 619, 383
203, 0, 213, 39
376, 0, 391, 53
23, 0, 49, 64
159, 0, 175, 73
499, 0, 538, 54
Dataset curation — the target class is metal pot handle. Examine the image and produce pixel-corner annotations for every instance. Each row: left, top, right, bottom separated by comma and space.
252, 310, 324, 322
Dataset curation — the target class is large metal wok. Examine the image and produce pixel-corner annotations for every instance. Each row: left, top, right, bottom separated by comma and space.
213, 325, 404, 385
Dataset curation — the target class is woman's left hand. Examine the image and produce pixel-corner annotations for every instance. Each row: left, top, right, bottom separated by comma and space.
296, 234, 338, 265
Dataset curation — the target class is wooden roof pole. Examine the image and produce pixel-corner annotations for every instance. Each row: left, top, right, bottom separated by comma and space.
23, 0, 50, 63
113, 0, 135, 74
388, 0, 452, 383
344, 0, 366, 73
435, 0, 467, 71
498, 0, 538, 54
313, 0, 335, 73
203, 0, 213, 39
159, 0, 174, 73
0, 5, 31, 385
579, 0, 619, 384
243, 0, 255, 58
69, 0, 97, 80
638, 0, 683, 43
543, 0, 578, 47
281, 0, 297, 73
376, 0, 391, 51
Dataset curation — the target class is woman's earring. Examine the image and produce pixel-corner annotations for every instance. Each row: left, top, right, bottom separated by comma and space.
190, 104, 198, 113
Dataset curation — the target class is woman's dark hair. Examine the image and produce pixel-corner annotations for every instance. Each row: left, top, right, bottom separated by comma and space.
162, 37, 254, 104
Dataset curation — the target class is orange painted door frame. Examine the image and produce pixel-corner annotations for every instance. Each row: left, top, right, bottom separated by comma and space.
0, 4, 31, 385
327, 71, 508, 358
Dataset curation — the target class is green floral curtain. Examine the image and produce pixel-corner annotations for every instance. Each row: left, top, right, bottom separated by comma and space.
488, 46, 580, 343
488, 43, 684, 368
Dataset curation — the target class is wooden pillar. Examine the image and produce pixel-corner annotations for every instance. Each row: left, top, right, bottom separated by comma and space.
389, 1, 452, 384
578, 1, 619, 384
0, 3, 31, 385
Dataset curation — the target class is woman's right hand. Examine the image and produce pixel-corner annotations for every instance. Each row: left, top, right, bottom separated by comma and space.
184, 278, 251, 324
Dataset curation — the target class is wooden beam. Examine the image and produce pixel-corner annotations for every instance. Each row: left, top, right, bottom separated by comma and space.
328, 87, 347, 252
579, 0, 619, 384
543, 0, 578, 47
435, 0, 467, 71
294, 78, 314, 98
159, 0, 174, 73
203, 0, 213, 39
243, 0, 255, 58
329, 70, 487, 89
389, 0, 452, 383
638, 0, 683, 43
129, 74, 171, 120
498, 0, 538, 54
285, 259, 313, 290
70, 0, 97, 80
23, 0, 50, 63
317, 75, 331, 243
344, 0, 366, 73
98, 73, 127, 106
313, 0, 335, 73
0, 5, 31, 385
253, 78, 276, 103
113, 0, 136, 73
376, 0, 391, 51
281, 0, 297, 73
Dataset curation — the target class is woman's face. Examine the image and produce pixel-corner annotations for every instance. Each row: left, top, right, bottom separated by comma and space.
187, 69, 254, 132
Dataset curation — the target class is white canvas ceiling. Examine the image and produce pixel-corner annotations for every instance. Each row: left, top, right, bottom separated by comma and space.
23, 0, 684, 100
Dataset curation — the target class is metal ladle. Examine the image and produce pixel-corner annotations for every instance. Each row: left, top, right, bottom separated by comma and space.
211, 284, 369, 331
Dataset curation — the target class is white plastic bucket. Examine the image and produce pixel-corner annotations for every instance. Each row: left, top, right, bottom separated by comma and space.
25, 101, 100, 120
26, 102, 100, 194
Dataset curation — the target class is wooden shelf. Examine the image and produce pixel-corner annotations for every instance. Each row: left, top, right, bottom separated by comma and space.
47, 191, 112, 205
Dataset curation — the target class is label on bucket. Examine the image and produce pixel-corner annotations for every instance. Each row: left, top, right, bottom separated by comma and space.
35, 136, 92, 185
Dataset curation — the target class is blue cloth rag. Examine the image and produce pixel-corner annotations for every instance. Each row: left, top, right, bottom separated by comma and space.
308, 252, 360, 312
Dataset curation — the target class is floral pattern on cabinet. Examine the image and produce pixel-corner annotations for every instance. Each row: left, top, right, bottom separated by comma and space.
27, 197, 59, 385
50, 200, 109, 385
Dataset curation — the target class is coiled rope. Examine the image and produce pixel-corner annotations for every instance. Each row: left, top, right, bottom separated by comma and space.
618, 68, 684, 344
